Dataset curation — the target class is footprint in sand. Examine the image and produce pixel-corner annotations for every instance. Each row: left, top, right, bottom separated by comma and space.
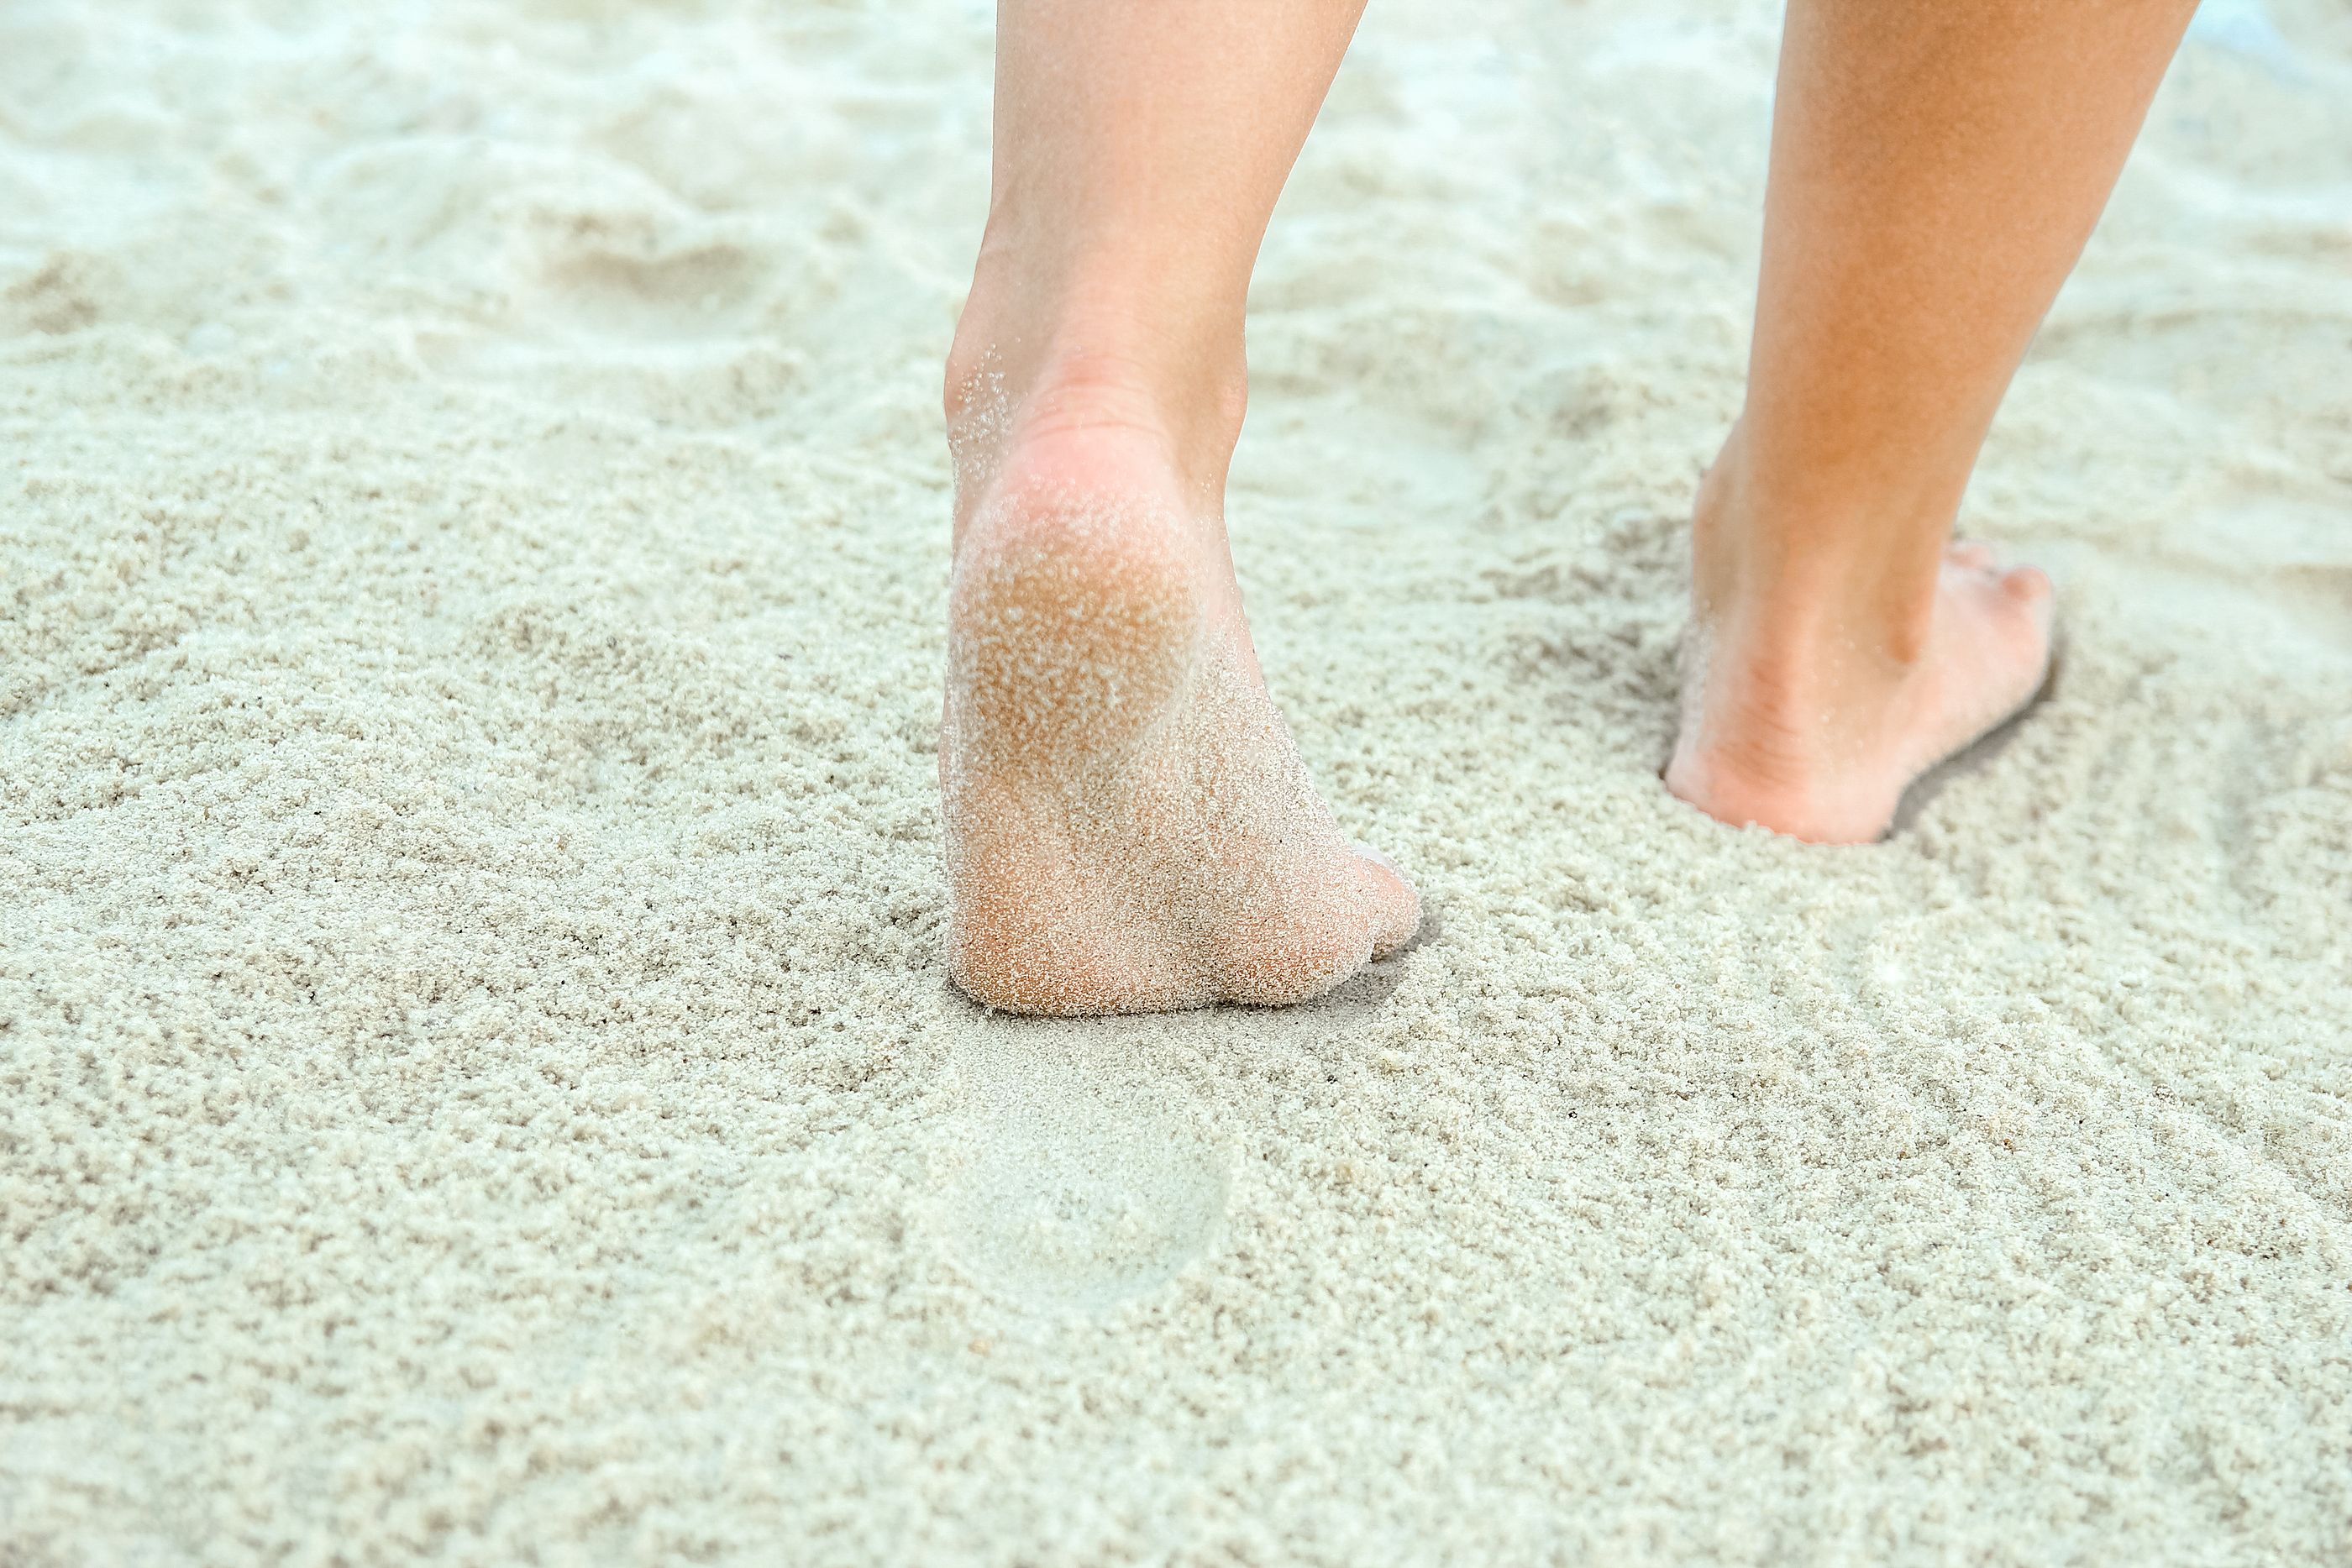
937, 1026, 1234, 1315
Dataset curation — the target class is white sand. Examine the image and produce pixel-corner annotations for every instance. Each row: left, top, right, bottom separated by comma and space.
5, 0, 2350, 1560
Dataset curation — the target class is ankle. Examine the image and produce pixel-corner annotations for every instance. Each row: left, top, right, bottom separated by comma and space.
1690, 424, 1945, 690
945, 257, 1248, 520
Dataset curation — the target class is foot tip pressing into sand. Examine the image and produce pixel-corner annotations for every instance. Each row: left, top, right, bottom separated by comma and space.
940, 426, 1419, 1017
1667, 539, 2057, 844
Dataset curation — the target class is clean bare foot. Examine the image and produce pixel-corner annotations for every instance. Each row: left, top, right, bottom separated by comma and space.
940, 374, 1418, 1015
1666, 457, 2056, 844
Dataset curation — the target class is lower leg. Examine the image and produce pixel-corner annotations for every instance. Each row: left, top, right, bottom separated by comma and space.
1671, 0, 2198, 842
942, 0, 1417, 1015
946, 0, 1367, 532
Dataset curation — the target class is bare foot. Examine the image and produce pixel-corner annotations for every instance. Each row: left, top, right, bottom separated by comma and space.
1666, 455, 2056, 844
941, 376, 1418, 1015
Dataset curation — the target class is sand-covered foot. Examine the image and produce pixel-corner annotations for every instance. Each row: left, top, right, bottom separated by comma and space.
1667, 540, 2055, 843
941, 424, 1418, 1015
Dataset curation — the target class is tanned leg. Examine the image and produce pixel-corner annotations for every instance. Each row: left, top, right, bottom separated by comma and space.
1670, 0, 2199, 842
941, 0, 1417, 1015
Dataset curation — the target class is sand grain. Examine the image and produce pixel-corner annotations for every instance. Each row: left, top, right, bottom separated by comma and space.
3, 1, 2350, 1562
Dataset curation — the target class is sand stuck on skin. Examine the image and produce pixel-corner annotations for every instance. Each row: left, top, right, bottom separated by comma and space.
4, 0, 2350, 1561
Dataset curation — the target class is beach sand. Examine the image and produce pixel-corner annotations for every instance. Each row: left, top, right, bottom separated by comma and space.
4, 0, 2350, 1560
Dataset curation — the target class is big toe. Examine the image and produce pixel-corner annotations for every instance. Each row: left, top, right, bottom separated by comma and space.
2001, 563, 2053, 614
1210, 848, 1413, 1006
1213, 912, 1373, 1007
1991, 566, 2058, 668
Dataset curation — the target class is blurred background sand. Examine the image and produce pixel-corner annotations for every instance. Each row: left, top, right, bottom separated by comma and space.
3, 0, 2349, 1560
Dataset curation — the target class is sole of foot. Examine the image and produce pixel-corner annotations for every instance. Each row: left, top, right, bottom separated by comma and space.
941, 425, 1419, 1016
1667, 541, 2057, 844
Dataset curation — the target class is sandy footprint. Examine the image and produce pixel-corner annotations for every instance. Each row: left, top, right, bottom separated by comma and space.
934, 1025, 1234, 1315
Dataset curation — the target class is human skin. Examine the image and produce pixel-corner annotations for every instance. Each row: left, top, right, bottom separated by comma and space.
941, 0, 2198, 1015
1669, 0, 2202, 842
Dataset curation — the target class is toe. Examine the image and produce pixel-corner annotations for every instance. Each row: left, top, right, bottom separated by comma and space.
950, 908, 1202, 1016
1948, 539, 1997, 571
1998, 564, 2056, 638
1212, 905, 1375, 1007
1209, 847, 1412, 1006
1354, 845, 1421, 958
2000, 563, 2051, 605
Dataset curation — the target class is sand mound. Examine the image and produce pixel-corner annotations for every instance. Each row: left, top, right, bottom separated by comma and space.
3, 0, 2348, 1560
